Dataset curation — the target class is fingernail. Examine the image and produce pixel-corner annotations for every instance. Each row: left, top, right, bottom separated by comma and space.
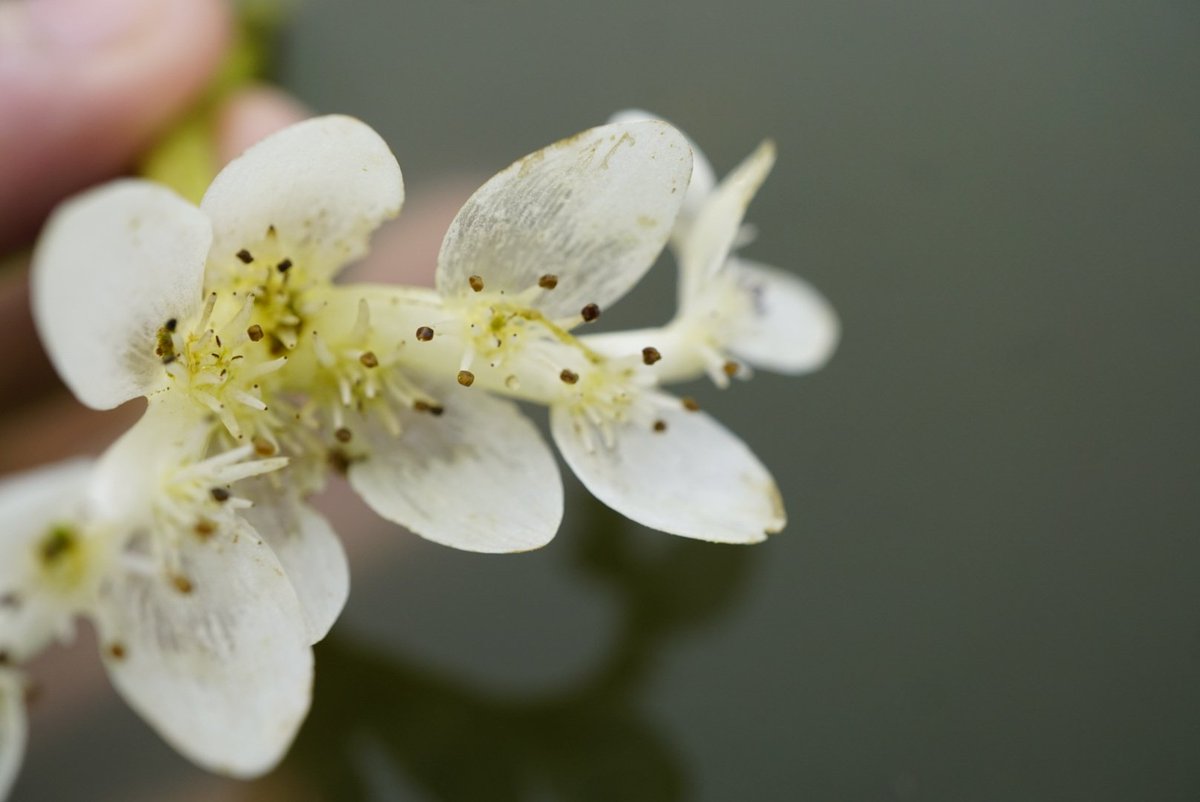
26, 0, 161, 50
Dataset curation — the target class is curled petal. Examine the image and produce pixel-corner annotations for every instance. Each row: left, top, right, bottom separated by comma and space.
437, 121, 691, 320
349, 386, 563, 553
679, 140, 775, 305
551, 401, 785, 543
95, 522, 312, 778
201, 115, 404, 284
725, 259, 840, 374
607, 109, 716, 232
32, 181, 210, 409
241, 490, 349, 644
0, 670, 27, 801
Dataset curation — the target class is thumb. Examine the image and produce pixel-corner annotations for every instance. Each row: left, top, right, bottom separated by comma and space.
0, 0, 229, 252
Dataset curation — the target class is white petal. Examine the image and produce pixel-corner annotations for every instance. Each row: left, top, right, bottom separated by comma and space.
551, 401, 785, 543
436, 121, 691, 320
201, 115, 404, 283
725, 259, 840, 374
95, 521, 312, 778
607, 109, 716, 227
0, 670, 26, 802
349, 386, 563, 553
31, 181, 210, 409
240, 490, 349, 644
679, 140, 775, 305
0, 460, 95, 661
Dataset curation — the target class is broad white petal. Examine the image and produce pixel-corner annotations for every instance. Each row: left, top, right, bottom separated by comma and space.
32, 181, 210, 409
349, 386, 563, 553
679, 140, 775, 306
436, 121, 691, 320
95, 521, 312, 778
0, 460, 95, 661
241, 489, 349, 644
607, 109, 715, 226
0, 670, 26, 802
551, 401, 785, 543
201, 115, 404, 283
726, 259, 840, 374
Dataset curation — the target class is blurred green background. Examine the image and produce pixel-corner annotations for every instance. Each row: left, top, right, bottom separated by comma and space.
17, 0, 1200, 799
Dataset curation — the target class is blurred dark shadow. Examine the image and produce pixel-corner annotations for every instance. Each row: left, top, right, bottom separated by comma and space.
250, 501, 755, 802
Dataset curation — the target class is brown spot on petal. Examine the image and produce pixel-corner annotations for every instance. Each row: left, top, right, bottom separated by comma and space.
468, 275, 484, 292
359, 351, 379, 368
560, 369, 579, 384
171, 574, 194, 594
653, 420, 668, 433
335, 427, 353, 443
193, 518, 216, 539
416, 326, 434, 342
538, 274, 558, 290
580, 303, 601, 322
107, 642, 127, 661
457, 370, 475, 387
236, 249, 254, 264
247, 324, 265, 342
642, 347, 662, 365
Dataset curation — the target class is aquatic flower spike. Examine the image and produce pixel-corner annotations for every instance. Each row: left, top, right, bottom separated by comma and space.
10, 110, 837, 793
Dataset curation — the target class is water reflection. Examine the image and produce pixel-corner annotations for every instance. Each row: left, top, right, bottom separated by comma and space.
253, 504, 754, 801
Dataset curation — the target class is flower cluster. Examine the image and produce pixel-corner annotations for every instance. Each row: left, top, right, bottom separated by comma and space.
0, 112, 836, 795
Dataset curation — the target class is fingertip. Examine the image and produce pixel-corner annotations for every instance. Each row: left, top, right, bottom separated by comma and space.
0, 0, 231, 250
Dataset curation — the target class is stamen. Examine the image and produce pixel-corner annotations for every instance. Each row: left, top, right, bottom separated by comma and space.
236, 249, 254, 264
642, 347, 662, 365
681, 397, 701, 412
247, 324, 265, 342
416, 326, 435, 341
580, 303, 601, 322
468, 275, 485, 292
359, 351, 379, 368
560, 369, 579, 384
538, 274, 559, 290
457, 370, 475, 387
653, 420, 668, 433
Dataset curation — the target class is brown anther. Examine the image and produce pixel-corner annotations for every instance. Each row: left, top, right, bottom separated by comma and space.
653, 420, 668, 433
359, 351, 379, 368
0, 651, 9, 666
171, 574, 194, 594
193, 519, 216, 539
266, 224, 277, 238
276, 258, 293, 273
468, 275, 485, 292
560, 369, 579, 384
457, 370, 475, 387
642, 347, 662, 365
413, 400, 445, 416
236, 249, 254, 264
210, 487, 231, 503
416, 326, 434, 342
107, 642, 127, 661
165, 318, 177, 332
580, 303, 601, 322
538, 274, 559, 290
0, 593, 20, 609
335, 427, 353, 443
252, 436, 276, 457
681, 397, 701, 412
247, 324, 265, 342
722, 360, 739, 377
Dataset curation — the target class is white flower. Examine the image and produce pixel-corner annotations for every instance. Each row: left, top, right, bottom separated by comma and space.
0, 422, 317, 780
588, 110, 840, 387
310, 120, 786, 543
